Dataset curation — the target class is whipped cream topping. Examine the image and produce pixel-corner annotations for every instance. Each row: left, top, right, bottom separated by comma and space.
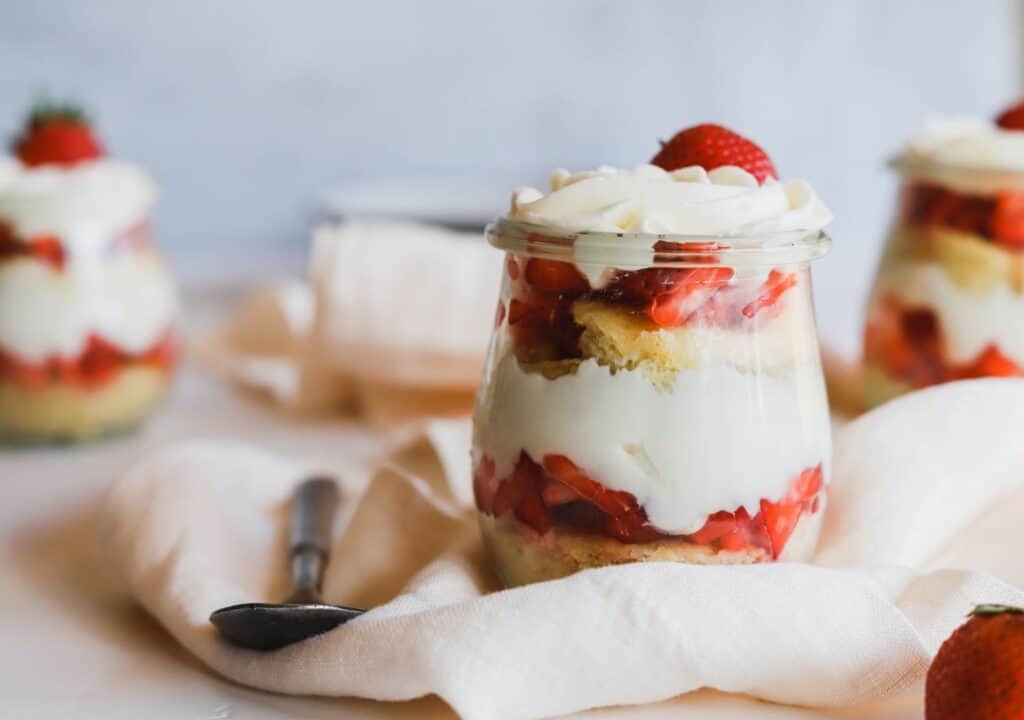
475, 354, 830, 535
898, 117, 1024, 193
508, 164, 832, 236
0, 249, 179, 362
0, 157, 157, 253
506, 164, 831, 286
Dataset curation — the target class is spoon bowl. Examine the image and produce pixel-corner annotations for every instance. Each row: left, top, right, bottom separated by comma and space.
210, 602, 364, 651
210, 477, 366, 651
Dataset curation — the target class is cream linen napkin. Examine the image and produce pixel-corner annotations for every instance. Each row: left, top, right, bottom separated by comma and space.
98, 378, 1024, 720
197, 221, 503, 422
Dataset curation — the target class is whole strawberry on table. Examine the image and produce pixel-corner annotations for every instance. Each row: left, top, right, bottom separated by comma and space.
926, 604, 1024, 719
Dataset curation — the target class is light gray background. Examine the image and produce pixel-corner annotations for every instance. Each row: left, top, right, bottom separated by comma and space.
1, 0, 1019, 352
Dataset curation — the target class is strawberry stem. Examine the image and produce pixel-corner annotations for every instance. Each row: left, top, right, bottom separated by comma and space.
969, 603, 1024, 617
26, 93, 91, 128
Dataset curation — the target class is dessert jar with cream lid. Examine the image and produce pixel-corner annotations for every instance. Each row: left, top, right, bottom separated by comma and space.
0, 101, 180, 443
862, 104, 1024, 406
471, 128, 834, 586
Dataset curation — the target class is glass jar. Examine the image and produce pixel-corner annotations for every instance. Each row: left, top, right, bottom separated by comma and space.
862, 160, 1024, 407
472, 218, 832, 587
0, 218, 181, 443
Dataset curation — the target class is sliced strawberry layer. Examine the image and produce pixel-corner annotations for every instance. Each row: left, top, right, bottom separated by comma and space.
0, 219, 153, 272
902, 182, 1024, 250
0, 331, 180, 390
864, 295, 1024, 388
506, 254, 587, 363
0, 222, 66, 271
505, 238, 800, 362
475, 451, 824, 558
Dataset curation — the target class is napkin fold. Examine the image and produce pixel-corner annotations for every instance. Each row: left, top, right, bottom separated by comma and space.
98, 379, 1024, 720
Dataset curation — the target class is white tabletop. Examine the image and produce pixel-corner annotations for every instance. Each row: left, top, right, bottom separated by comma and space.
0, 293, 920, 719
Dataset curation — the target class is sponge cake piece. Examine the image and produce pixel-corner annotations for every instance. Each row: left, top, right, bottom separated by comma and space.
571, 298, 816, 386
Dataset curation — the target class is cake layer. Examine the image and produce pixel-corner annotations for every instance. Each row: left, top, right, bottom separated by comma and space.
887, 224, 1024, 293
0, 365, 170, 443
474, 354, 830, 534
0, 248, 179, 362
572, 293, 818, 384
479, 507, 822, 587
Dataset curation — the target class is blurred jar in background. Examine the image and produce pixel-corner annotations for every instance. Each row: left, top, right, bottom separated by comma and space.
863, 104, 1024, 407
0, 100, 180, 443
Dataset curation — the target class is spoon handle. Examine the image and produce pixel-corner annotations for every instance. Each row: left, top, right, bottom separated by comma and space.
287, 476, 340, 604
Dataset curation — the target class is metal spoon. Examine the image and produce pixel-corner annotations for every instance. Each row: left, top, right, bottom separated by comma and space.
210, 476, 365, 651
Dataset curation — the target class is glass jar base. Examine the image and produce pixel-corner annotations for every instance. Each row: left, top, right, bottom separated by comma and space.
0, 366, 171, 445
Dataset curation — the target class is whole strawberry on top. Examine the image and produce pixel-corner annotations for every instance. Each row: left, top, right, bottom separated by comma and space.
925, 604, 1024, 719
996, 99, 1024, 131
651, 123, 778, 184
10, 97, 104, 168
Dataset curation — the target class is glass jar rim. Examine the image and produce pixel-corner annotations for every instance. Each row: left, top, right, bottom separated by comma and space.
486, 217, 831, 267
890, 155, 1024, 188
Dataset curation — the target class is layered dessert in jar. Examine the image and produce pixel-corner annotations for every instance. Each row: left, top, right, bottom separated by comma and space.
863, 100, 1024, 406
472, 124, 833, 586
0, 99, 179, 442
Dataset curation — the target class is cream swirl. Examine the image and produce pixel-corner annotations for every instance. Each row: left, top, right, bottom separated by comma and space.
0, 157, 157, 254
508, 164, 831, 236
898, 117, 1024, 194
506, 164, 831, 286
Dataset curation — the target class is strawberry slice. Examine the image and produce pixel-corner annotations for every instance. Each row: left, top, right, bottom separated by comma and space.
140, 332, 179, 369
758, 499, 801, 559
686, 510, 742, 545
741, 269, 797, 319
996, 99, 1024, 130
472, 456, 498, 515
648, 267, 734, 327
789, 465, 824, 501
990, 191, 1024, 246
541, 479, 580, 507
759, 465, 823, 558
604, 508, 663, 544
515, 488, 552, 534
507, 298, 536, 324
541, 454, 637, 517
28, 235, 66, 271
492, 453, 551, 533
524, 258, 589, 295
962, 345, 1024, 378
76, 336, 123, 388
651, 123, 778, 184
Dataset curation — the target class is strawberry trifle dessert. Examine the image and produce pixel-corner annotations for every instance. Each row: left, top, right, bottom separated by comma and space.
472, 124, 833, 586
0, 99, 179, 442
863, 100, 1024, 405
